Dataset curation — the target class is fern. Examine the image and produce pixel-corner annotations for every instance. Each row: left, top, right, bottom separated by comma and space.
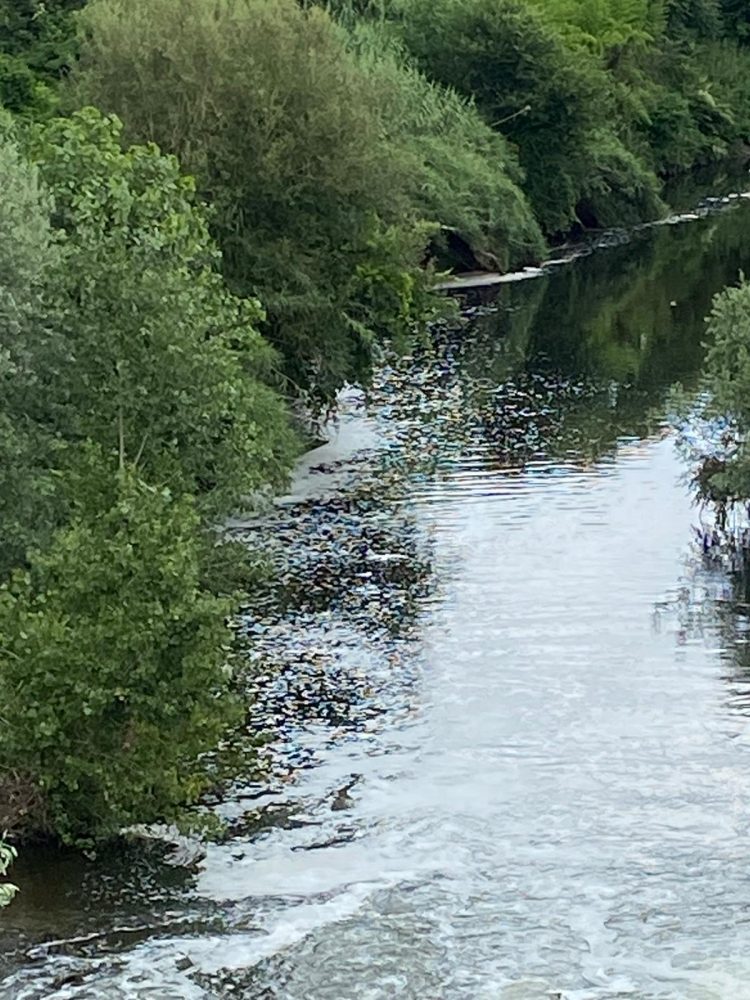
526, 0, 662, 55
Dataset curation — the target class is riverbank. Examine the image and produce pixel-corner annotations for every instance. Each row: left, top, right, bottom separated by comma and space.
437, 167, 750, 292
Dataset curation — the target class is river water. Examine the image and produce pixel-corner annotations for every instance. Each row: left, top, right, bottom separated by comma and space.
4, 191, 750, 999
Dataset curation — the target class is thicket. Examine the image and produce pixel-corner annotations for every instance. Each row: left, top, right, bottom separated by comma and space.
0, 0, 83, 117
4, 0, 750, 845
0, 110, 294, 842
69, 0, 546, 399
685, 279, 750, 512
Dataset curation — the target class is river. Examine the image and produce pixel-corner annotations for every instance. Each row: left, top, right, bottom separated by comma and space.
4, 186, 750, 999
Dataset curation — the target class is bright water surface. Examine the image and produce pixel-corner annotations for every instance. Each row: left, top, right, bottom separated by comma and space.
5, 189, 750, 998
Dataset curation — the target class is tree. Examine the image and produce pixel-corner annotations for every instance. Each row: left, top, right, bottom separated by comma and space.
72, 0, 435, 401
0, 0, 83, 77
399, 0, 651, 232
0, 110, 297, 843
0, 467, 239, 843
349, 28, 545, 271
0, 0, 83, 118
688, 279, 750, 507
28, 108, 296, 516
720, 0, 750, 41
666, 0, 723, 36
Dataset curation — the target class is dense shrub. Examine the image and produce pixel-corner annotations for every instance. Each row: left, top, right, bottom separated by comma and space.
691, 280, 750, 504
0, 0, 83, 75
720, 0, 750, 41
0, 130, 62, 578
0, 111, 295, 843
400, 0, 610, 232
0, 469, 238, 843
28, 109, 296, 515
348, 26, 545, 269
396, 0, 664, 232
0, 0, 82, 116
71, 0, 439, 401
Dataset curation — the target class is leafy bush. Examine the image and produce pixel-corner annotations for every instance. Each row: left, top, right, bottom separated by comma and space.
0, 0, 83, 79
0, 53, 54, 117
349, 26, 545, 268
0, 468, 239, 843
0, 0, 83, 117
525, 0, 661, 55
0, 129, 63, 578
27, 109, 296, 515
399, 0, 647, 232
697, 40, 750, 147
720, 0, 750, 41
683, 279, 750, 507
72, 0, 437, 401
577, 128, 665, 227
666, 0, 723, 37
0, 110, 295, 844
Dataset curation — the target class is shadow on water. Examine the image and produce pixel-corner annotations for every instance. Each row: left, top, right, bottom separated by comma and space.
6, 194, 750, 998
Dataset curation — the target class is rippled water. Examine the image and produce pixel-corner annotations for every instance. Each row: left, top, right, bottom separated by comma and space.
5, 193, 750, 999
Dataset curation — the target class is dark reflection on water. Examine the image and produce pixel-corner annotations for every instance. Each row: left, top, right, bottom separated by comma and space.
5, 197, 750, 999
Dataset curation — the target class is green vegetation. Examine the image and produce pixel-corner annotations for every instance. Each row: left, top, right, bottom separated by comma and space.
0, 111, 293, 842
684, 279, 750, 510
70, 0, 541, 398
3, 0, 750, 845
0, 0, 82, 116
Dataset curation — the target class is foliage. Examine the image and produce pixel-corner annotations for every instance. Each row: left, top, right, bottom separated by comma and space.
525, 0, 661, 55
0, 53, 54, 118
399, 0, 608, 232
0, 110, 297, 844
70, 0, 750, 285
0, 468, 239, 843
0, 0, 83, 74
27, 109, 296, 515
720, 0, 750, 41
696, 41, 750, 150
666, 0, 723, 37
348, 25, 545, 269
3, 0, 750, 849
0, 128, 63, 578
0, 0, 83, 117
397, 0, 671, 233
576, 127, 665, 227
71, 0, 440, 402
690, 279, 750, 504
393, 0, 750, 232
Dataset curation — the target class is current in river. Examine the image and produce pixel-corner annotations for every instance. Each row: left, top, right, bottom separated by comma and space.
4, 184, 750, 999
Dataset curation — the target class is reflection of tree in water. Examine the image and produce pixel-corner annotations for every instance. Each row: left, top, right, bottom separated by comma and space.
654, 548, 750, 717
497, 202, 750, 394
635, 203, 750, 718
697, 562, 750, 718
373, 201, 750, 479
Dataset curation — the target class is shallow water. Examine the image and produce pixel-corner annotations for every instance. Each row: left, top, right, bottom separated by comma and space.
5, 193, 750, 998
